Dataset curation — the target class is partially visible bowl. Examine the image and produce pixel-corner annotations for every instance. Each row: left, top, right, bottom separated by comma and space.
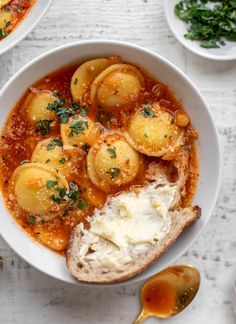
0, 0, 52, 56
164, 0, 236, 61
0, 40, 222, 285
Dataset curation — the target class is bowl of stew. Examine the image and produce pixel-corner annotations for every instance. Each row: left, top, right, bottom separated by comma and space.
0, 40, 221, 285
0, 0, 52, 55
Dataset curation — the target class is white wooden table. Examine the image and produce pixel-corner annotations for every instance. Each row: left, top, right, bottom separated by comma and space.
0, 1, 236, 323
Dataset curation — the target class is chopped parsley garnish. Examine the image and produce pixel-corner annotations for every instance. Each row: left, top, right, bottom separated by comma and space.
140, 107, 156, 118
81, 143, 90, 153
5, 21, 11, 28
80, 105, 87, 117
69, 120, 88, 136
171, 118, 175, 125
107, 147, 117, 159
0, 29, 7, 39
77, 199, 86, 209
74, 78, 78, 85
36, 119, 53, 135
47, 94, 87, 123
107, 167, 121, 180
68, 182, 80, 202
63, 210, 69, 217
47, 96, 70, 123
50, 186, 67, 204
46, 180, 58, 189
71, 102, 80, 112
59, 157, 66, 164
47, 139, 63, 150
27, 214, 36, 225
144, 133, 149, 138
4, 6, 11, 12
45, 159, 51, 163
48, 180, 85, 210
175, 0, 236, 49
52, 92, 60, 98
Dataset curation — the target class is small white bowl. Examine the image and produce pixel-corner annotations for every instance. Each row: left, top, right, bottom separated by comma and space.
0, 40, 222, 285
0, 0, 52, 56
164, 0, 236, 61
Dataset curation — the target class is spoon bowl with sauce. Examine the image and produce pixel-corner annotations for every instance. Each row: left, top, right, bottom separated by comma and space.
134, 265, 200, 323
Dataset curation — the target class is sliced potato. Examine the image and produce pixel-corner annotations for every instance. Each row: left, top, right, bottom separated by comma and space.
125, 103, 183, 159
26, 90, 57, 123
0, 0, 11, 8
71, 58, 113, 102
87, 134, 140, 192
90, 64, 144, 111
31, 138, 77, 178
11, 163, 69, 219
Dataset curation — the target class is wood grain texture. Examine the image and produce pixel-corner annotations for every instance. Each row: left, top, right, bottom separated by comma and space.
0, 0, 236, 323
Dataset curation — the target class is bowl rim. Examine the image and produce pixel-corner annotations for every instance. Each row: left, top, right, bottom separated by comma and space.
0, 39, 222, 286
0, 0, 53, 56
164, 0, 236, 61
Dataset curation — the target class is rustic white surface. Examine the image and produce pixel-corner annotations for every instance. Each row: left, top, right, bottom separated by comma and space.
0, 0, 236, 323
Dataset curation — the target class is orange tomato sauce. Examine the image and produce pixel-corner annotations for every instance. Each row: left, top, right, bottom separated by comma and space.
0, 59, 199, 255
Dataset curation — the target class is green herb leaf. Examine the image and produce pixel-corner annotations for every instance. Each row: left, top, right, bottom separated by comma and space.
63, 210, 69, 217
69, 120, 88, 136
46, 180, 58, 189
107, 167, 121, 180
81, 143, 90, 153
47, 139, 63, 150
47, 95, 86, 124
140, 107, 156, 118
107, 147, 117, 159
0, 29, 6, 39
68, 182, 80, 202
53, 139, 63, 146
50, 186, 67, 204
74, 78, 78, 85
27, 214, 36, 225
59, 157, 66, 164
175, 0, 236, 49
80, 105, 87, 117
71, 102, 80, 112
35, 119, 53, 135
77, 199, 86, 209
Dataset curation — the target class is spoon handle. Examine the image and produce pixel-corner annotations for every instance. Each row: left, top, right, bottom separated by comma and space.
133, 310, 149, 324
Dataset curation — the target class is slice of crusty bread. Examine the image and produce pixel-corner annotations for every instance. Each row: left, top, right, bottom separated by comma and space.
67, 205, 201, 284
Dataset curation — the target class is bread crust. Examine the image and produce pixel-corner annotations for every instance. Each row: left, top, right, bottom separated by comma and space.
66, 205, 201, 284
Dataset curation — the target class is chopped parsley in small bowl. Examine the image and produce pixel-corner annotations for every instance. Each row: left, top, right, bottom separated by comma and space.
164, 0, 236, 60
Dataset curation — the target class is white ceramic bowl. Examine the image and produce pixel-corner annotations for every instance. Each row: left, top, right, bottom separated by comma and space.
0, 40, 221, 285
0, 0, 52, 56
164, 0, 236, 61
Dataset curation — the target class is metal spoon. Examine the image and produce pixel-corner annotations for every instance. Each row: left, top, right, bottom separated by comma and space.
134, 265, 200, 324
